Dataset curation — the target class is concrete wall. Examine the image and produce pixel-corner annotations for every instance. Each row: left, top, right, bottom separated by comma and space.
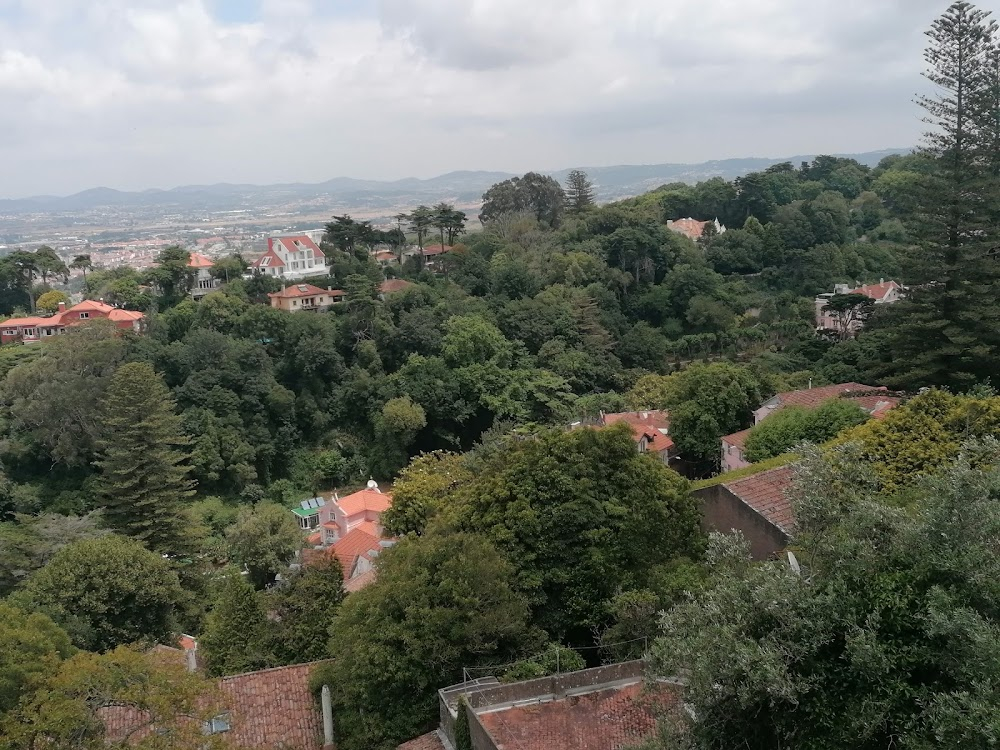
696, 484, 789, 560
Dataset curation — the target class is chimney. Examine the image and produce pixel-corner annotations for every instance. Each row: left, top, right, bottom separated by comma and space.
880, 278, 884, 284
57, 302, 66, 313
321, 685, 336, 750
185, 647, 198, 673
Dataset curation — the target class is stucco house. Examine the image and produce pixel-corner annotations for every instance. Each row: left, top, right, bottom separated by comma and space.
252, 235, 326, 279
267, 284, 345, 313
597, 410, 675, 465
815, 279, 903, 334
189, 252, 220, 299
0, 300, 144, 344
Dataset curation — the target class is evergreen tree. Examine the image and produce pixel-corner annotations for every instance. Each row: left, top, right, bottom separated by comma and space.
869, 2, 1000, 389
200, 570, 272, 677
94, 362, 196, 556
269, 556, 345, 665
565, 169, 596, 214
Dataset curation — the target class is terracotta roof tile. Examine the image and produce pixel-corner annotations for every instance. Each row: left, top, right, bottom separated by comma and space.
188, 252, 215, 269
602, 411, 674, 453
770, 383, 883, 410
476, 681, 680, 750
380, 279, 415, 294
268, 283, 341, 300
397, 731, 446, 750
331, 528, 382, 581
421, 244, 452, 256
345, 568, 377, 593
668, 218, 709, 241
855, 280, 901, 301
722, 428, 752, 450
276, 235, 325, 258
336, 488, 391, 517
723, 466, 796, 534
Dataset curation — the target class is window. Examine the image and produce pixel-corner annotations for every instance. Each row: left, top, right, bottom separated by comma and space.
203, 714, 231, 735
3, 330, 15, 336
22, 328, 35, 337
79, 312, 89, 320
299, 514, 319, 530
259, 256, 271, 267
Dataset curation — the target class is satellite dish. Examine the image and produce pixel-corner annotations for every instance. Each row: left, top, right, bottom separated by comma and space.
367, 478, 379, 491
787, 551, 801, 577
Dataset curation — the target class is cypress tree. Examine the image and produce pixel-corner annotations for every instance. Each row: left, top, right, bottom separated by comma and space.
200, 571, 271, 677
94, 361, 196, 556
871, 2, 1000, 389
565, 169, 596, 214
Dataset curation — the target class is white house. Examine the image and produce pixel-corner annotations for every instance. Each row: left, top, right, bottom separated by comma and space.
188, 252, 220, 299
252, 235, 326, 279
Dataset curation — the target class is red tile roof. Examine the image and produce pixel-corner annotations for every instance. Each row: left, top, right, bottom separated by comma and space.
252, 247, 286, 269
355, 520, 380, 538
108, 309, 145, 323
723, 466, 796, 535
602, 411, 674, 453
476, 681, 680, 750
331, 528, 382, 581
855, 280, 901, 301
398, 731, 446, 750
188, 252, 215, 269
101, 660, 331, 749
268, 283, 340, 300
218, 662, 327, 749
380, 279, 415, 294
668, 218, 709, 241
770, 383, 883, 410
421, 244, 452, 257
721, 428, 752, 450
344, 568, 377, 593
2, 300, 144, 332
275, 235, 325, 258
336, 488, 392, 517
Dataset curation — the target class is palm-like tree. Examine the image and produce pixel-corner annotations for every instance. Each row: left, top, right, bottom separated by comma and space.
70, 254, 93, 283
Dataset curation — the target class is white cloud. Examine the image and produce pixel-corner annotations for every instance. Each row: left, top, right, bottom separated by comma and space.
0, 0, 985, 196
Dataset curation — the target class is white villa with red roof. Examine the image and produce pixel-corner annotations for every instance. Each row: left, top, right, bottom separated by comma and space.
592, 410, 675, 465
1, 300, 144, 345
188, 252, 220, 300
292, 481, 395, 592
252, 235, 326, 279
815, 279, 903, 334
268, 284, 346, 313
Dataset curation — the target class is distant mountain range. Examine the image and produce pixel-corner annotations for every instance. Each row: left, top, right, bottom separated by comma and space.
0, 149, 909, 216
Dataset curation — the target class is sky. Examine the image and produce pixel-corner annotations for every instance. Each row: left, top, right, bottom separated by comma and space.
0, 0, 989, 197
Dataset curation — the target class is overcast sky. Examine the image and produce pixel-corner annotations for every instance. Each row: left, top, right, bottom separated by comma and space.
0, 0, 988, 198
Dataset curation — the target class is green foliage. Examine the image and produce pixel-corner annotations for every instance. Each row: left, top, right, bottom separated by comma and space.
0, 646, 230, 750
651, 447, 1000, 749
0, 603, 74, 716
691, 452, 797, 490
15, 535, 185, 652
200, 570, 273, 677
445, 426, 702, 638
0, 513, 106, 595
268, 555, 344, 665
94, 361, 197, 556
744, 398, 869, 462
34, 290, 69, 315
327, 533, 538, 750
382, 451, 472, 537
480, 172, 566, 228
225, 502, 301, 589
454, 698, 473, 750
500, 645, 586, 683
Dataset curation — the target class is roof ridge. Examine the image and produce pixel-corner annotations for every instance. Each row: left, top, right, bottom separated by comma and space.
219, 658, 334, 682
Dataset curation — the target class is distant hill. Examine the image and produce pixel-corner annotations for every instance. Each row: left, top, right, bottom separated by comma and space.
0, 150, 909, 215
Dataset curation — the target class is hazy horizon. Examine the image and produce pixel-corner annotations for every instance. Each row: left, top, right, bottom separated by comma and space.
0, 0, 983, 198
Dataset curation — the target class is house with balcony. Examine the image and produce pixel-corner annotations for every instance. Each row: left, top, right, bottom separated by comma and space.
268, 284, 346, 313
0, 300, 145, 344
252, 235, 326, 279
189, 252, 221, 299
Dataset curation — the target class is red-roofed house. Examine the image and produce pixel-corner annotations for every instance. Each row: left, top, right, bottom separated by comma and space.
189, 252, 221, 299
698, 465, 795, 560
401, 661, 681, 750
380, 278, 415, 297
268, 284, 345, 313
815, 279, 903, 334
101, 656, 337, 750
253, 235, 326, 279
330, 527, 395, 584
0, 300, 144, 344
720, 383, 900, 472
666, 217, 726, 242
595, 411, 675, 465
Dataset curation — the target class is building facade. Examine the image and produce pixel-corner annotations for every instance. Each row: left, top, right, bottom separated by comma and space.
268, 284, 346, 313
252, 235, 326, 279
189, 252, 221, 299
1, 300, 144, 345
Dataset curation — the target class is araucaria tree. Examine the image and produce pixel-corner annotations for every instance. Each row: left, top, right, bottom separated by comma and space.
871, 2, 1000, 389
94, 362, 196, 556
565, 169, 596, 214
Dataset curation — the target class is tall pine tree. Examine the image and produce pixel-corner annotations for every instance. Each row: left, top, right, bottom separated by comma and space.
94, 361, 196, 556
871, 2, 1000, 389
565, 169, 596, 214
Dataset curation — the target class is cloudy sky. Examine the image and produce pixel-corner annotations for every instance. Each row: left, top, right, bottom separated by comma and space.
0, 0, 984, 197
